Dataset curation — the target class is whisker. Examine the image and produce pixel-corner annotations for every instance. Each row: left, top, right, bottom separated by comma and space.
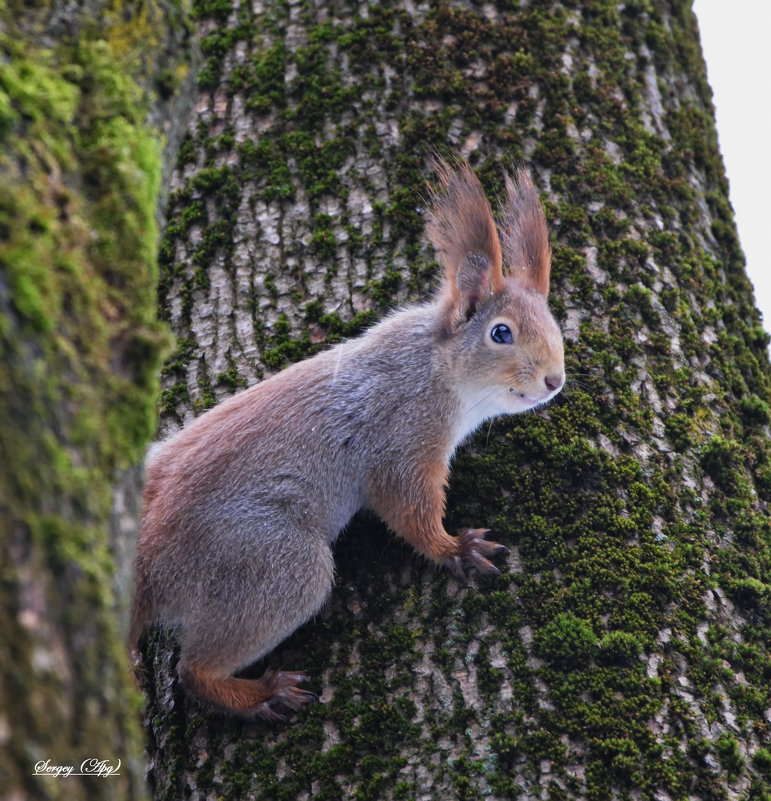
562, 372, 599, 394
564, 378, 592, 392
463, 386, 505, 419
485, 419, 494, 450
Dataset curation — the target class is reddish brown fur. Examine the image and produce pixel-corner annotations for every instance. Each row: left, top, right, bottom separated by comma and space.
368, 457, 455, 562
179, 663, 314, 721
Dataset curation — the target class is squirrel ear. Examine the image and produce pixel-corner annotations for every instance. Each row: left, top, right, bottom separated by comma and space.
455, 252, 498, 322
500, 170, 552, 297
426, 158, 504, 324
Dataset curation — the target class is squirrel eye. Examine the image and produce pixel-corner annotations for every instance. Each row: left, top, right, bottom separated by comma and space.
490, 323, 514, 344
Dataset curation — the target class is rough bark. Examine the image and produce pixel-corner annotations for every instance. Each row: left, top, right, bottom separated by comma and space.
142, 0, 769, 799
0, 2, 198, 800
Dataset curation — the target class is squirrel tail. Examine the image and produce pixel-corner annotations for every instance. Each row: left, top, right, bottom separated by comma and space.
426, 157, 503, 298
127, 564, 153, 658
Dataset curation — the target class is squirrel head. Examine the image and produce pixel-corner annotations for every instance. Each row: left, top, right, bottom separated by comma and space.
426, 159, 565, 416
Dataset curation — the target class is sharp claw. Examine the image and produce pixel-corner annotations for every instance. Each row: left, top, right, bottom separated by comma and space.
469, 551, 500, 575
446, 555, 465, 579
280, 669, 303, 682
251, 670, 316, 721
447, 527, 507, 578
276, 687, 317, 708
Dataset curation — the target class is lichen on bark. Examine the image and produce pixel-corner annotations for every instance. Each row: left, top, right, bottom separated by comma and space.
143, 1, 769, 799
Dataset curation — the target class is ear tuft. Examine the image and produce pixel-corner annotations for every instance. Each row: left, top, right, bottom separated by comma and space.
500, 169, 552, 296
426, 157, 503, 323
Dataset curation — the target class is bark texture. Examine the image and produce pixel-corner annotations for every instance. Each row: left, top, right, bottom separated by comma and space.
0, 2, 198, 799
143, 0, 770, 799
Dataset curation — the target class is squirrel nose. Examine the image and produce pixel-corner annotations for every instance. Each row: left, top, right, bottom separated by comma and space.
544, 373, 564, 393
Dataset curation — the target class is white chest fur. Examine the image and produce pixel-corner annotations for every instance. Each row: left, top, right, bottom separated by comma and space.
451, 384, 511, 450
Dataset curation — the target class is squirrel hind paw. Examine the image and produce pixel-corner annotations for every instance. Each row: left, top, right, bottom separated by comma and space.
446, 528, 508, 578
179, 663, 316, 722
252, 669, 317, 722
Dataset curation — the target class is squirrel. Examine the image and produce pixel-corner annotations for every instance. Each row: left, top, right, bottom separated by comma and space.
129, 160, 565, 721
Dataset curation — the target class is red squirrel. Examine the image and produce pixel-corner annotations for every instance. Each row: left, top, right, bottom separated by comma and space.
130, 161, 565, 720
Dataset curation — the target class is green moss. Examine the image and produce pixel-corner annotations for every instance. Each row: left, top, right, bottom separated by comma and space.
701, 436, 750, 496
726, 577, 769, 611
753, 748, 771, 778
714, 732, 744, 781
309, 213, 338, 260
533, 613, 598, 669
597, 631, 645, 666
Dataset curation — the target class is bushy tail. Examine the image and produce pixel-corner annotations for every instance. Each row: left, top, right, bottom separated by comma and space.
127, 562, 153, 659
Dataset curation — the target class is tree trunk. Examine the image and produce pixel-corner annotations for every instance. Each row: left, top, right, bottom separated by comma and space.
145, 0, 767, 798
0, 3, 197, 800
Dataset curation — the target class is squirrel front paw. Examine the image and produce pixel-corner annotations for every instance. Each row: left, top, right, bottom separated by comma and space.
445, 528, 507, 579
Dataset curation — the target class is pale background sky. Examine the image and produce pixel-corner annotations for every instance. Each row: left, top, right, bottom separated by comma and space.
693, 1, 771, 336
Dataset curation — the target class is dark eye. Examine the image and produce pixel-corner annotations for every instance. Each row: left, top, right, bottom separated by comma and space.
490, 323, 514, 344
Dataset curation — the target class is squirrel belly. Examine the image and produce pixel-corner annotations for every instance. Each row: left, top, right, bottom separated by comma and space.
130, 161, 565, 720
